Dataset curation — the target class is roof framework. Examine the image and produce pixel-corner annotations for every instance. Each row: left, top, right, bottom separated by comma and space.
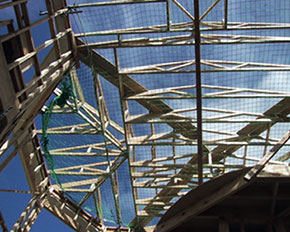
0, 0, 290, 231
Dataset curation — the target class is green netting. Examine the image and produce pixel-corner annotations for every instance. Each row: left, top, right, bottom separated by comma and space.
41, 76, 78, 189
40, 73, 125, 225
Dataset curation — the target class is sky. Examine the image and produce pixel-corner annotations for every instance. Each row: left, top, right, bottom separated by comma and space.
1, 0, 290, 231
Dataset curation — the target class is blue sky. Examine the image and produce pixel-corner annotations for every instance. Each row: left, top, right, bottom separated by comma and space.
1, 0, 290, 231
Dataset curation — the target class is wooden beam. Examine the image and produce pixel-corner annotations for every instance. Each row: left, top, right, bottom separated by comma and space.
45, 188, 103, 232
0, 0, 27, 9
75, 21, 290, 38
171, 0, 194, 21
244, 130, 290, 180
120, 59, 290, 74
83, 34, 290, 48
11, 193, 45, 232
68, 0, 165, 8
210, 98, 290, 165
70, 66, 85, 102
0, 210, 8, 232
200, 0, 221, 21
0, 43, 19, 144
155, 168, 251, 232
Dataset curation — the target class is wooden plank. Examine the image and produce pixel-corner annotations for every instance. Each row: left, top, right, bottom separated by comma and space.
120, 59, 290, 74
52, 0, 78, 65
0, 8, 68, 44
57, 177, 100, 189
21, 205, 42, 231
84, 34, 290, 48
19, 2, 42, 76
52, 171, 105, 176
0, 19, 13, 27
155, 168, 250, 232
49, 152, 121, 157
171, 0, 194, 21
69, 0, 165, 8
93, 188, 103, 223
131, 153, 196, 166
45, 0, 61, 60
132, 172, 213, 179
0, 43, 19, 142
0, 210, 8, 232
11, 193, 45, 231
200, 0, 221, 21
0, 129, 32, 172
70, 66, 85, 102
211, 98, 290, 164
45, 189, 103, 232
18, 127, 50, 192
0, 0, 26, 9
9, 29, 71, 73
53, 162, 108, 171
75, 21, 290, 38
244, 130, 290, 180
49, 142, 121, 152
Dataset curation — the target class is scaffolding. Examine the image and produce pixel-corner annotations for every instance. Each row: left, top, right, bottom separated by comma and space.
0, 0, 290, 231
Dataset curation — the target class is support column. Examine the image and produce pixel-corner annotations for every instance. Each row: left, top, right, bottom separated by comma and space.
193, 0, 203, 185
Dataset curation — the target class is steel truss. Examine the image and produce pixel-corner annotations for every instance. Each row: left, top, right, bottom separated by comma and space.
1, 0, 290, 231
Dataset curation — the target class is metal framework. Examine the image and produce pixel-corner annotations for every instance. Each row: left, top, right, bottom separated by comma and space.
0, 0, 290, 231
